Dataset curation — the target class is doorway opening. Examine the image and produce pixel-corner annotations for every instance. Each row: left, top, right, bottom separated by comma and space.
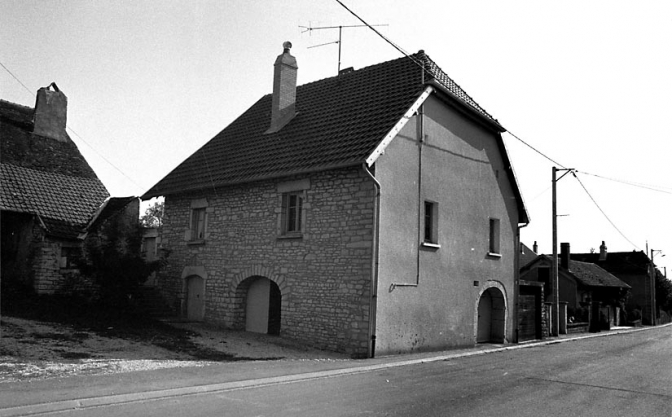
243, 276, 282, 335
477, 287, 506, 343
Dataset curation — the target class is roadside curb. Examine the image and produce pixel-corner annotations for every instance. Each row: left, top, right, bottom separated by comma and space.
1, 323, 669, 416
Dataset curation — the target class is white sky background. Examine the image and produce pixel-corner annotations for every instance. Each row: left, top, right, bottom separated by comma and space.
2, 0, 670, 273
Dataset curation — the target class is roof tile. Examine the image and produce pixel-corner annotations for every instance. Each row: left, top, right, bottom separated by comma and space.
144, 51, 501, 198
569, 260, 631, 288
1, 98, 110, 239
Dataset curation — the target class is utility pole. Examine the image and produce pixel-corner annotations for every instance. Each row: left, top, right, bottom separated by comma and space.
650, 249, 664, 325
551, 167, 574, 337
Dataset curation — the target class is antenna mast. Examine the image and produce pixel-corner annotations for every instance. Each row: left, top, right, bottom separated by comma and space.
300, 23, 388, 74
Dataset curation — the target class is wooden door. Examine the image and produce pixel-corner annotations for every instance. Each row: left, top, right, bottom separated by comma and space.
477, 291, 492, 343
246, 278, 270, 333
186, 276, 204, 321
518, 294, 537, 341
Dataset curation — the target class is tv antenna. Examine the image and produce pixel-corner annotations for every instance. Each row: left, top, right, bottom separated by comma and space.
299, 23, 389, 74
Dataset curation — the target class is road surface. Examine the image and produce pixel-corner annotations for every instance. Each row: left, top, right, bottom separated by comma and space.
6, 327, 672, 416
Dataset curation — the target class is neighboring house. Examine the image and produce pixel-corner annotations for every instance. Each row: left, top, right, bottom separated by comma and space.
520, 243, 630, 331
518, 242, 546, 341
1, 84, 109, 295
571, 246, 654, 324
143, 44, 529, 357
519, 242, 539, 269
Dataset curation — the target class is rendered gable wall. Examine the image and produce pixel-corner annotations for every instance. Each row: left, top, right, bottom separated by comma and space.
374, 95, 520, 354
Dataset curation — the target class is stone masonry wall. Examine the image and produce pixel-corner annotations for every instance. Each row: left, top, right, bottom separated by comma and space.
158, 166, 375, 356
33, 237, 62, 294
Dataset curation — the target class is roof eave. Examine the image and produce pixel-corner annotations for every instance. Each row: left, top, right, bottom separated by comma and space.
365, 86, 434, 167
142, 161, 365, 199
426, 79, 529, 225
427, 79, 505, 133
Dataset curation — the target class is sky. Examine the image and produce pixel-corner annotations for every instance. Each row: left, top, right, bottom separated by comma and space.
2, 0, 671, 274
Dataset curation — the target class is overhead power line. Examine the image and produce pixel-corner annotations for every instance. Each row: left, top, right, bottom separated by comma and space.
0, 61, 33, 96
505, 131, 567, 169
572, 172, 640, 250
576, 170, 672, 195
66, 127, 147, 193
332, 0, 654, 251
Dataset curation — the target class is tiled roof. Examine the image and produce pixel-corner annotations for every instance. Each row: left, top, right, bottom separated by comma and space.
421, 56, 497, 122
0, 99, 34, 127
521, 255, 631, 289
144, 51, 507, 199
1, 114, 101, 179
1, 163, 109, 238
571, 252, 650, 274
569, 260, 631, 289
1, 98, 109, 239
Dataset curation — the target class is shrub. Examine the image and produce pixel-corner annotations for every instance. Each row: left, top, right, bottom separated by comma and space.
77, 215, 161, 312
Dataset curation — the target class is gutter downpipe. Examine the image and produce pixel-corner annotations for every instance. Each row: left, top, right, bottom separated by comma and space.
389, 104, 424, 291
363, 163, 381, 358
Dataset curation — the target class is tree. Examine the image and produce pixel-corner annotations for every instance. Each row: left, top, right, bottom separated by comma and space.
655, 268, 672, 314
140, 201, 164, 228
78, 213, 161, 310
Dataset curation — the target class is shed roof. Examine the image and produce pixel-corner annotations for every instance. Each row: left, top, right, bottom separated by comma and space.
569, 260, 631, 289
521, 255, 631, 289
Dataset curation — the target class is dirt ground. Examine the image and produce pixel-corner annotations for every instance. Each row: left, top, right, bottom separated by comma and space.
0, 316, 349, 383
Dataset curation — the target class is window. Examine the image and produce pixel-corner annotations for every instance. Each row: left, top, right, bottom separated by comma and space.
282, 192, 303, 234
60, 246, 81, 269
187, 198, 209, 243
538, 267, 550, 294
489, 218, 501, 255
277, 179, 309, 237
191, 207, 206, 241
423, 201, 439, 245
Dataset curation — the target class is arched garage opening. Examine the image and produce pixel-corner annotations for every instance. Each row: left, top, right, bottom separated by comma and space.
238, 276, 282, 335
476, 286, 506, 343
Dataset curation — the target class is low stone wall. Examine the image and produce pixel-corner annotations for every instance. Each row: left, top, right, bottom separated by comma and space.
567, 322, 589, 334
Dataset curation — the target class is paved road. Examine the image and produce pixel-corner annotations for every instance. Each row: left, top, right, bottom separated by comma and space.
3, 326, 671, 416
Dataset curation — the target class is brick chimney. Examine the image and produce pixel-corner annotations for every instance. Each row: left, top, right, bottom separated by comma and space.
560, 242, 570, 270
265, 41, 298, 134
33, 83, 68, 142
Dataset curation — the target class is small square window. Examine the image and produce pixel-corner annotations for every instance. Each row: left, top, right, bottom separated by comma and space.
191, 208, 206, 241
60, 246, 81, 269
489, 218, 501, 255
423, 201, 438, 244
282, 192, 304, 235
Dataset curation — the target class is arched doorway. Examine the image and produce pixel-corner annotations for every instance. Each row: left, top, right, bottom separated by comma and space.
476, 287, 506, 343
245, 277, 281, 335
186, 275, 205, 321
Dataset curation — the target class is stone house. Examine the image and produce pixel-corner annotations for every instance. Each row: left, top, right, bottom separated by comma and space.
143, 44, 529, 357
1, 84, 109, 295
